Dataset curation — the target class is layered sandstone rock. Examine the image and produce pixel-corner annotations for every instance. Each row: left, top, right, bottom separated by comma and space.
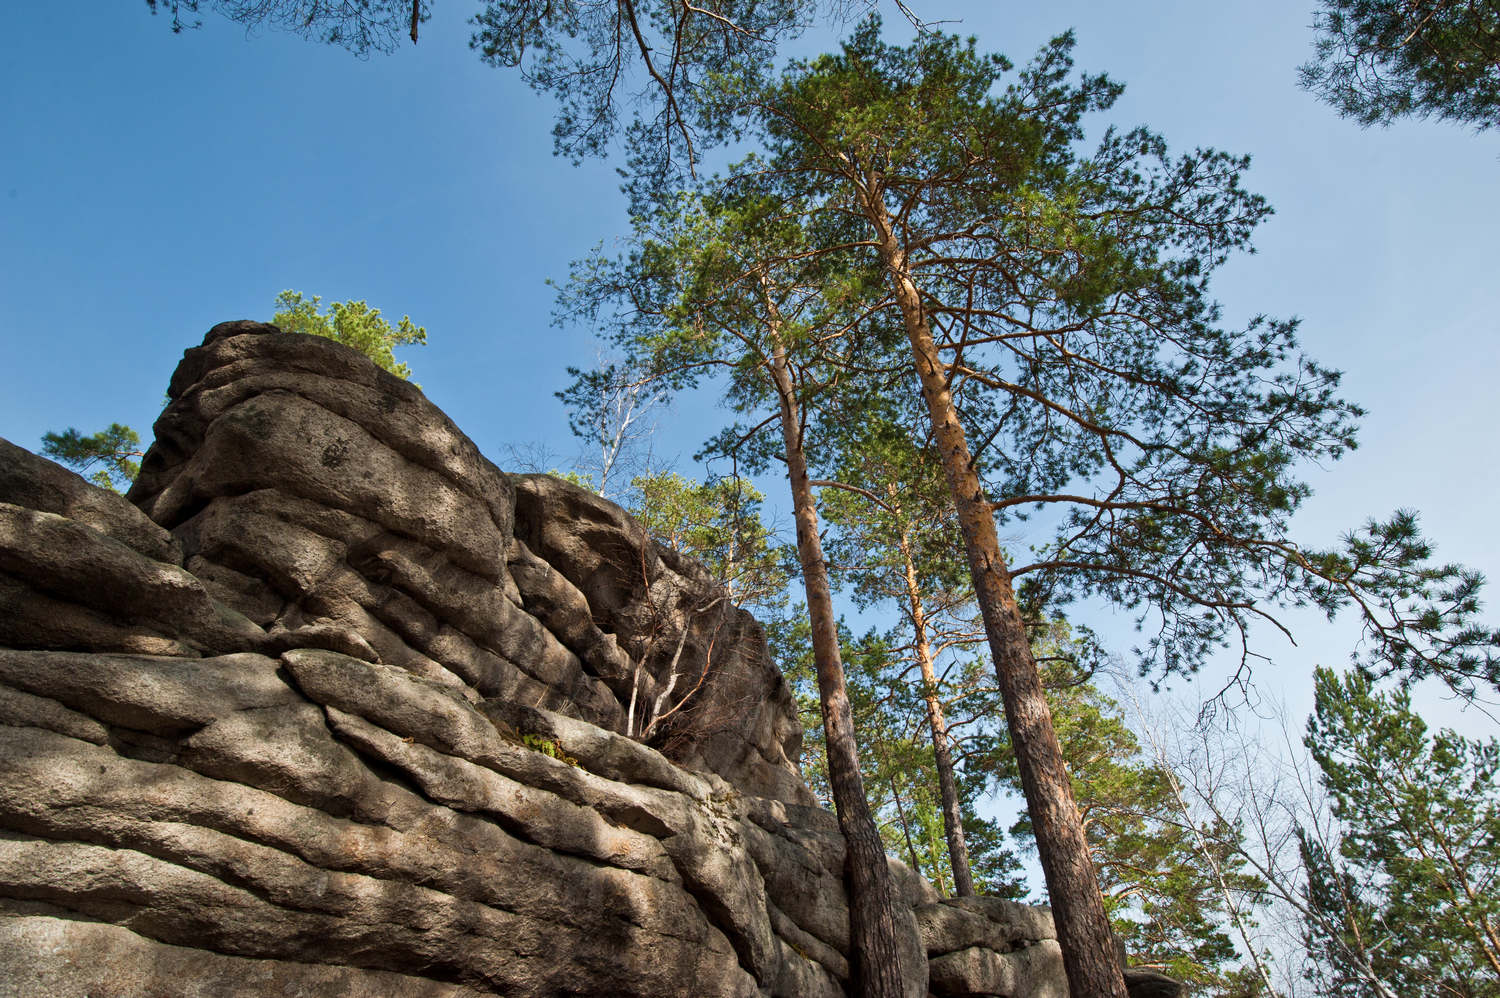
0, 322, 1178, 997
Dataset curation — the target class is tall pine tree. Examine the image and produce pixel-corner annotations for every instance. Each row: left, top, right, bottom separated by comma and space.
680, 19, 1500, 992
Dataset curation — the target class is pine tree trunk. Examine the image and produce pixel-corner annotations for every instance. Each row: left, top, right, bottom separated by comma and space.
766, 338, 910, 998
866, 200, 1128, 998
897, 525, 976, 897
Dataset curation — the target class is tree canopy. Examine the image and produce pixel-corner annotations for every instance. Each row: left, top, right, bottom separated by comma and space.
145, 0, 925, 172
39, 423, 144, 493
1301, 666, 1500, 994
587, 18, 1500, 992
1301, 0, 1500, 130
272, 290, 427, 381
716, 17, 1499, 694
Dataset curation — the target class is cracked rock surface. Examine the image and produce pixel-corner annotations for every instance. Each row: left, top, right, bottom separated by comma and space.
0, 323, 1178, 997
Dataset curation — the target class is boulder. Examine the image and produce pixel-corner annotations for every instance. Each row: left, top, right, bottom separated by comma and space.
0, 502, 265, 656
1126, 968, 1188, 998
0, 321, 1178, 998
510, 473, 812, 805
927, 940, 1067, 998
0, 437, 180, 564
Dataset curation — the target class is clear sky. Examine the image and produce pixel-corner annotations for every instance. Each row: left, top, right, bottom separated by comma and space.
3, 2, 1497, 736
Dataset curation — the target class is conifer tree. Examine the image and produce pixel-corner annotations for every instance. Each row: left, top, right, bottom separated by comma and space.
1301, 0, 1500, 131
272, 291, 427, 381
682, 20, 1499, 993
1301, 667, 1500, 995
558, 190, 918, 995
783, 620, 1025, 899
819, 414, 988, 896
39, 423, 144, 493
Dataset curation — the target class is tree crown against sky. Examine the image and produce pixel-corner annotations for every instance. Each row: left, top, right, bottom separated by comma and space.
272, 290, 427, 381
145, 0, 927, 174
563, 23, 1500, 992
1300, 0, 1500, 131
39, 424, 144, 493
818, 409, 974, 608
700, 17, 1499, 697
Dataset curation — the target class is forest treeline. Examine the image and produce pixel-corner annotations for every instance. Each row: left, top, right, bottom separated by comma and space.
42, 3, 1500, 995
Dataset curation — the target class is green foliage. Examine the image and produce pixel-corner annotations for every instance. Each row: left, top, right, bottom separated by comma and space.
1300, 667, 1500, 995
520, 732, 579, 766
557, 185, 877, 443
815, 413, 1010, 895
628, 471, 792, 617
1301, 0, 1500, 130
819, 415, 972, 612
777, 616, 1026, 898
271, 290, 427, 381
40, 423, 143, 492
713, 17, 1498, 696
1303, 510, 1500, 695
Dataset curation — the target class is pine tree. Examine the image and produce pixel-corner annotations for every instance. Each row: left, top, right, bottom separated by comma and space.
39, 423, 144, 493
272, 291, 427, 381
1300, 0, 1500, 131
776, 617, 1026, 899
681, 19, 1498, 992
1302, 667, 1500, 995
819, 413, 990, 896
558, 190, 918, 995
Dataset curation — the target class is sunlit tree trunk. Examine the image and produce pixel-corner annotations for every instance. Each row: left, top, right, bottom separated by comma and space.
766, 331, 911, 998
865, 195, 1128, 998
895, 522, 976, 897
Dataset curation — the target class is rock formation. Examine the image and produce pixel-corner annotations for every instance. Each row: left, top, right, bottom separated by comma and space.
0, 322, 1180, 997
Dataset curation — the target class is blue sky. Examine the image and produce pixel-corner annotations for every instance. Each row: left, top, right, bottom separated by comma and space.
3, 2, 1498, 734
